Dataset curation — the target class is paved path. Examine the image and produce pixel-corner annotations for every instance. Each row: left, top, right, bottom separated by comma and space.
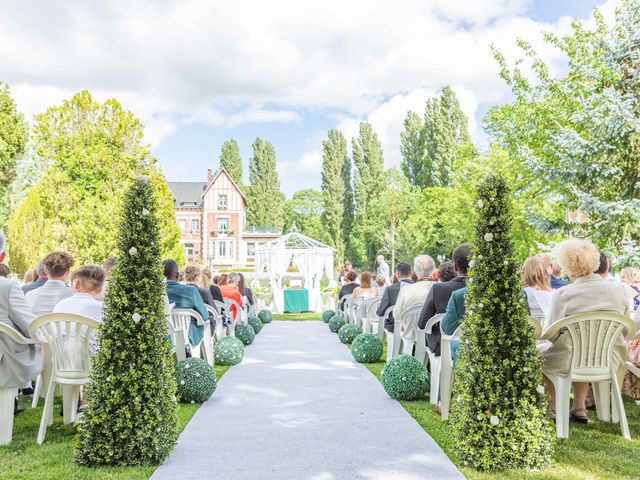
152, 321, 463, 480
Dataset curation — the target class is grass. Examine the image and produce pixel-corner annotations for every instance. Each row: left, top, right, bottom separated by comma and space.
363, 347, 640, 479
271, 312, 321, 321
0, 363, 231, 480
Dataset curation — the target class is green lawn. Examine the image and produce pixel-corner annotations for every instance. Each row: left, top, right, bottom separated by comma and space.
0, 364, 231, 480
271, 312, 321, 321
364, 351, 640, 479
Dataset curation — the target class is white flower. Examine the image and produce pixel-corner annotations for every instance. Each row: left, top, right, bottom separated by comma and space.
489, 220, 495, 226
478, 255, 483, 260
132, 312, 141, 323
477, 199, 484, 209
402, 376, 407, 381
468, 260, 475, 268
195, 372, 200, 377
490, 415, 499, 426
523, 367, 528, 372
536, 385, 545, 395
190, 400, 195, 404
477, 414, 483, 420
156, 427, 161, 432
180, 380, 185, 385
135, 396, 140, 402
511, 445, 517, 451
484, 233, 494, 242
142, 208, 150, 216
479, 302, 484, 309
484, 172, 495, 181
129, 246, 138, 256
184, 364, 190, 369
503, 260, 509, 265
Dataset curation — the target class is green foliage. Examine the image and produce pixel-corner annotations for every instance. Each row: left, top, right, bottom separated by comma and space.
175, 358, 217, 404
7, 91, 183, 276
214, 337, 245, 365
235, 324, 256, 345
246, 138, 284, 227
322, 309, 336, 323
248, 316, 263, 334
350, 333, 383, 363
381, 354, 429, 400
337, 324, 361, 344
321, 130, 348, 265
218, 139, 243, 185
284, 189, 326, 241
258, 309, 272, 324
450, 174, 554, 471
75, 176, 178, 467
328, 314, 346, 333
0, 83, 27, 229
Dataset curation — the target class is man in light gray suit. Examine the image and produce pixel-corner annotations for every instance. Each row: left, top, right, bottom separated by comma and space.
376, 255, 390, 285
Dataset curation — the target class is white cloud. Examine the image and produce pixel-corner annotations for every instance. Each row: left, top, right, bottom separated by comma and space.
226, 109, 301, 128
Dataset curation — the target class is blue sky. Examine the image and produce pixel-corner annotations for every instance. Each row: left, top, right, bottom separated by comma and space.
3, 0, 612, 196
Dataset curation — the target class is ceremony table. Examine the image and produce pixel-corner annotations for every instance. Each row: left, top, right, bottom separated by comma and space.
284, 288, 309, 312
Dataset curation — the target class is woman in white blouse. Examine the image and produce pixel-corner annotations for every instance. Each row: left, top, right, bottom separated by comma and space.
522, 256, 554, 330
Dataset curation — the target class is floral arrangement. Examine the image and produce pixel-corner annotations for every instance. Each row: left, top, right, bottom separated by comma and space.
350, 333, 383, 363
235, 324, 256, 346
258, 309, 273, 324
175, 358, 217, 404
328, 314, 346, 333
248, 316, 263, 334
214, 337, 245, 365
322, 309, 336, 323
338, 324, 361, 344
381, 354, 429, 400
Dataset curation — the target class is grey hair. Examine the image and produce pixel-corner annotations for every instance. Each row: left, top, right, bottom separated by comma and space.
227, 272, 241, 284
414, 255, 435, 278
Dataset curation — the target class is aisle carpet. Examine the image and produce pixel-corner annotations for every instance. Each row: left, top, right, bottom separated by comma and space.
151, 321, 463, 480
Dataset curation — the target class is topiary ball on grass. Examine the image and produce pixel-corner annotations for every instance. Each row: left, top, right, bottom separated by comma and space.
248, 316, 263, 334
338, 324, 361, 344
328, 314, 346, 333
258, 310, 272, 324
214, 337, 245, 365
322, 310, 336, 323
381, 354, 429, 400
235, 324, 255, 345
175, 358, 217, 404
351, 333, 383, 363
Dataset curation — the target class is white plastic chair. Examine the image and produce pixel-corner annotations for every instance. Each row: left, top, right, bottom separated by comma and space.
417, 313, 444, 405
440, 325, 462, 421
356, 297, 379, 330
205, 304, 224, 343
363, 297, 382, 333
0, 323, 39, 445
224, 298, 246, 326
348, 296, 365, 327
379, 306, 394, 348
541, 311, 636, 439
29, 313, 99, 444
170, 309, 213, 367
214, 300, 235, 337
394, 305, 422, 356
338, 294, 352, 316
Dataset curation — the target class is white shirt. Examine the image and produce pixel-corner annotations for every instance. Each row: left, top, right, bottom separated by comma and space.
53, 292, 103, 355
524, 287, 553, 330
26, 279, 72, 316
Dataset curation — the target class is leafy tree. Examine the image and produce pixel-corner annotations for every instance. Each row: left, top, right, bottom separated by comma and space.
7, 91, 183, 275
76, 176, 178, 466
218, 139, 243, 185
451, 174, 553, 471
246, 137, 284, 227
0, 83, 27, 228
342, 143, 355, 262
400, 111, 427, 187
284, 189, 325, 241
321, 129, 348, 265
486, 0, 640, 256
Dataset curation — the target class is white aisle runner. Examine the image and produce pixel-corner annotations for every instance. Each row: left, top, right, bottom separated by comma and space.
151, 321, 463, 480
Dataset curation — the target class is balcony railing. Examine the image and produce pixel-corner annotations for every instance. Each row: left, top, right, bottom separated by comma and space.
244, 226, 281, 233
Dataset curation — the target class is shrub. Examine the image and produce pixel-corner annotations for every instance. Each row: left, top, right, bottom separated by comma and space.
235, 324, 255, 345
76, 176, 178, 466
175, 358, 216, 403
351, 333, 383, 363
381, 354, 429, 400
338, 324, 361, 344
322, 309, 336, 323
328, 315, 346, 333
450, 174, 553, 471
258, 309, 272, 324
248, 316, 263, 334
214, 337, 245, 365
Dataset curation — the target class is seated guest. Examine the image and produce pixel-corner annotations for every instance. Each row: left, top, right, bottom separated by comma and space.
218, 272, 244, 320
23, 269, 37, 284
620, 267, 640, 311
216, 273, 228, 286
420, 245, 470, 356
164, 259, 208, 347
522, 257, 554, 329
376, 262, 413, 336
184, 264, 216, 309
237, 273, 255, 307
22, 262, 48, 294
53, 265, 105, 355
374, 275, 387, 296
338, 261, 354, 285
26, 251, 74, 316
536, 253, 568, 289
352, 272, 379, 301
0, 264, 10, 278
96, 256, 116, 301
338, 271, 359, 301
542, 239, 629, 424
396, 255, 436, 354
201, 268, 224, 304
438, 261, 456, 283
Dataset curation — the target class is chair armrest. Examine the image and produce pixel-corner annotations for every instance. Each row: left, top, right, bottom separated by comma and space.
0, 323, 39, 345
424, 314, 444, 334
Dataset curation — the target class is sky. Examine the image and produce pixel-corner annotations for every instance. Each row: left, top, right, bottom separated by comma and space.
1, 0, 617, 197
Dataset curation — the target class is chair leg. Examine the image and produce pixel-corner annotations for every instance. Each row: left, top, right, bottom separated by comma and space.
429, 358, 441, 405
38, 376, 56, 444
203, 323, 214, 367
0, 387, 18, 445
402, 340, 413, 356
553, 376, 571, 439
611, 375, 630, 439
385, 331, 393, 362
31, 374, 42, 408
593, 381, 611, 422
61, 385, 77, 425
440, 366, 454, 421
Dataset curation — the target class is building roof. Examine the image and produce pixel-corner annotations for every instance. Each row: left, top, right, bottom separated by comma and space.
168, 182, 207, 209
201, 167, 247, 207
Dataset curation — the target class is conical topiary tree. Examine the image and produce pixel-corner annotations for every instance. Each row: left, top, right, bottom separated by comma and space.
450, 174, 553, 471
76, 176, 178, 466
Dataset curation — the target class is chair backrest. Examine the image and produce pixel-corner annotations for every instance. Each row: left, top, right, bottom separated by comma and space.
424, 313, 444, 335
528, 316, 542, 339
170, 308, 204, 346
28, 313, 99, 379
224, 298, 245, 323
205, 304, 221, 323
213, 300, 227, 315
541, 311, 636, 378
364, 297, 382, 332
338, 294, 352, 313
397, 305, 422, 336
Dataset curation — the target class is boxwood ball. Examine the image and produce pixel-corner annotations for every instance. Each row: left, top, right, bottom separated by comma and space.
214, 336, 245, 365
248, 316, 263, 334
322, 310, 336, 323
258, 309, 272, 324
381, 354, 429, 400
351, 333, 383, 363
338, 324, 361, 344
175, 357, 217, 403
235, 324, 255, 345
328, 314, 346, 333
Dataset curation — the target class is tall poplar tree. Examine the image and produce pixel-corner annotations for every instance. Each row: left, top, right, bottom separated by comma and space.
400, 111, 427, 187
218, 139, 243, 185
246, 137, 284, 227
321, 129, 347, 265
342, 148, 355, 261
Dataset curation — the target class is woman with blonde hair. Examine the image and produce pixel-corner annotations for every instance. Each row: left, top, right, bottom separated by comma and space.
522, 257, 553, 328
620, 267, 640, 311
201, 267, 224, 303
351, 272, 379, 300
184, 264, 216, 310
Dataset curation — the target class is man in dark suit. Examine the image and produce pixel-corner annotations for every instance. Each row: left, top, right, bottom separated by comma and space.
376, 262, 413, 333
419, 245, 470, 356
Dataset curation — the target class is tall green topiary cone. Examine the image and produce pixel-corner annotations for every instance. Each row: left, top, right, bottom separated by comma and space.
76, 176, 178, 466
450, 174, 553, 471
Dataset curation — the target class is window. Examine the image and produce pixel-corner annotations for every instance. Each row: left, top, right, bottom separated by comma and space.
185, 243, 194, 258
178, 219, 186, 232
214, 240, 233, 259
191, 218, 200, 232
247, 242, 256, 256
218, 218, 229, 232
218, 241, 227, 258
219, 195, 228, 210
